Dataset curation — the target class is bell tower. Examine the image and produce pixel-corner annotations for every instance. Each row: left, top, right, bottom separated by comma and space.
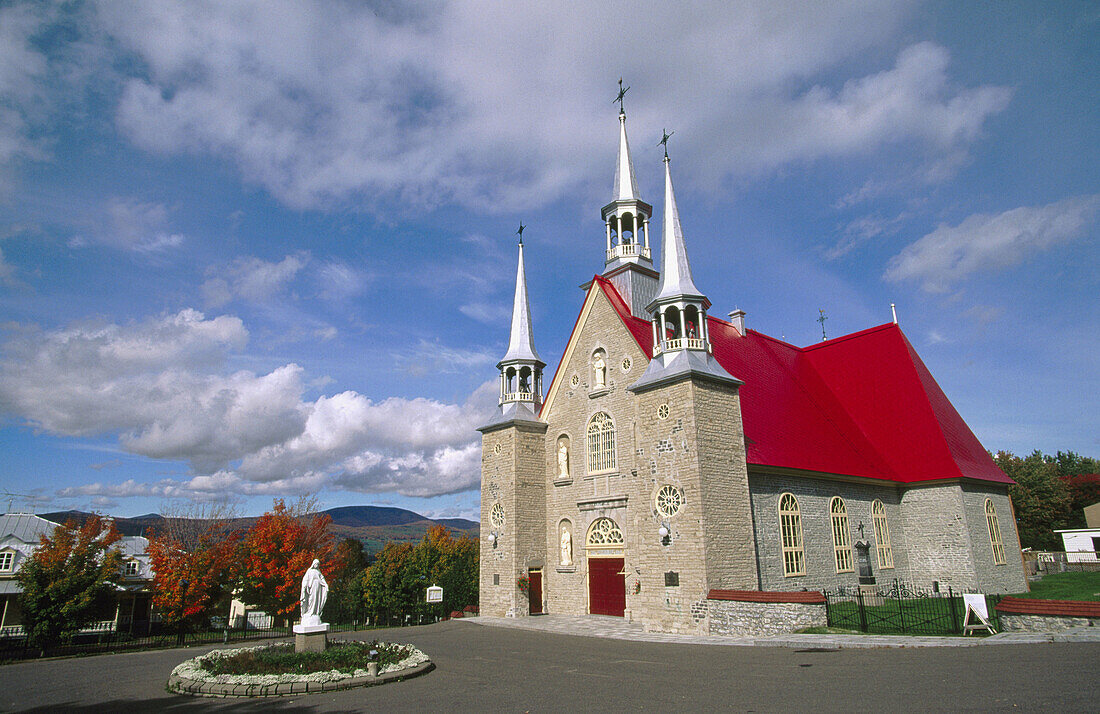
478, 228, 547, 617
600, 80, 658, 318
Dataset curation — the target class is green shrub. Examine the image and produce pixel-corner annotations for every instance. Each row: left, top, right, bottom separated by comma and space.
201, 641, 411, 676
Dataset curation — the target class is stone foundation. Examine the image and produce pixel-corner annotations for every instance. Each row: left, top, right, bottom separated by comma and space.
995, 596, 1100, 632
705, 590, 826, 636
999, 613, 1098, 632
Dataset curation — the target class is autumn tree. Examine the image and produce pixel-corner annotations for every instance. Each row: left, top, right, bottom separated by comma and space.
235, 497, 337, 625
324, 538, 370, 624
16, 514, 123, 650
146, 503, 238, 638
361, 525, 478, 621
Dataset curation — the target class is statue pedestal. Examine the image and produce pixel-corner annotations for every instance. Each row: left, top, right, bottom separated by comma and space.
293, 623, 329, 653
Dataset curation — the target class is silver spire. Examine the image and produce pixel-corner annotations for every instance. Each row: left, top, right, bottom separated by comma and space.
613, 111, 640, 202
500, 240, 540, 364
651, 154, 706, 305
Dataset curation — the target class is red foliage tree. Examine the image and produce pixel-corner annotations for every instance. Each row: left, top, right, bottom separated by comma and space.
146, 510, 238, 635
235, 498, 338, 625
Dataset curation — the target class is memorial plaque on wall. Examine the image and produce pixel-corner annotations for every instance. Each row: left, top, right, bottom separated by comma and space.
664, 571, 680, 587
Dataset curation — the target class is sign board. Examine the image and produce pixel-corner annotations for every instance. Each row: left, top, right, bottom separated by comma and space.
962, 593, 996, 635
962, 593, 988, 620
426, 585, 443, 603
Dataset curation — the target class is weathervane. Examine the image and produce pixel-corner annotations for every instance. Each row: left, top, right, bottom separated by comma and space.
516, 221, 525, 246
614, 77, 629, 114
817, 309, 828, 341
658, 128, 674, 159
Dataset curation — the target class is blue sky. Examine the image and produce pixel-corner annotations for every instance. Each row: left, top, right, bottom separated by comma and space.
1, 1, 1097, 519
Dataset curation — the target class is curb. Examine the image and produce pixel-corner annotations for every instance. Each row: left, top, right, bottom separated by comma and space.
167, 659, 434, 698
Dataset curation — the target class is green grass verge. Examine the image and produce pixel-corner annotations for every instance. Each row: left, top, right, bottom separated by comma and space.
1011, 571, 1100, 601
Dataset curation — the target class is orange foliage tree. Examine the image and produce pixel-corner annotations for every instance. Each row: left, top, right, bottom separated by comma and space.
16, 515, 122, 648
235, 498, 338, 625
146, 507, 238, 634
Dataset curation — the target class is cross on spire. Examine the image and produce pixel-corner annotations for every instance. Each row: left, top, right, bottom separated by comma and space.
614, 78, 629, 114
516, 221, 525, 246
818, 309, 828, 341
658, 128, 674, 159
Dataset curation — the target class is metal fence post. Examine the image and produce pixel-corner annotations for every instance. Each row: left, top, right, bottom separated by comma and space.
948, 586, 960, 633
857, 586, 868, 633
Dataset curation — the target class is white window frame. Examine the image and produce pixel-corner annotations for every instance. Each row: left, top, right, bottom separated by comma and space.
0, 551, 13, 572
778, 493, 805, 577
872, 500, 894, 569
586, 412, 616, 474
830, 497, 854, 573
124, 560, 139, 577
985, 499, 1006, 565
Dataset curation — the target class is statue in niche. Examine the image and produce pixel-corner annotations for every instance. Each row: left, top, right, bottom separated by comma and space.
560, 525, 573, 566
557, 439, 570, 479
593, 352, 606, 388
299, 558, 329, 627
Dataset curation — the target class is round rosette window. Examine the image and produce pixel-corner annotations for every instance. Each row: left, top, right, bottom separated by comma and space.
490, 503, 505, 529
655, 485, 684, 519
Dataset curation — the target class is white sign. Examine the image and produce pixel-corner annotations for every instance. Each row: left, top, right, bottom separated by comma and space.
962, 593, 988, 620
426, 585, 443, 603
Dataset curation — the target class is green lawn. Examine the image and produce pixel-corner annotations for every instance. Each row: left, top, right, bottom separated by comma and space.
1012, 571, 1100, 601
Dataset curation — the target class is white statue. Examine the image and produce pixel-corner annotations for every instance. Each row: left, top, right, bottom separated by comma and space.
593, 353, 606, 388
299, 558, 329, 627
557, 440, 570, 478
560, 526, 573, 566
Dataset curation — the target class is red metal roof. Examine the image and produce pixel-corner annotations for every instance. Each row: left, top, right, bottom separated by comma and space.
995, 597, 1100, 618
590, 275, 1011, 485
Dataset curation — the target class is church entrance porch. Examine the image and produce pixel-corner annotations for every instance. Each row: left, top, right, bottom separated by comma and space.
588, 557, 626, 617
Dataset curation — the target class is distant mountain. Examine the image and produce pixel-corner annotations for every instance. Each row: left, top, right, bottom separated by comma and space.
36, 505, 478, 554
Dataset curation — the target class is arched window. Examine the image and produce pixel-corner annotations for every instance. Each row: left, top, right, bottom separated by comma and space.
872, 500, 893, 569
985, 499, 1006, 565
778, 493, 805, 576
586, 412, 616, 473
586, 517, 624, 547
830, 497, 854, 573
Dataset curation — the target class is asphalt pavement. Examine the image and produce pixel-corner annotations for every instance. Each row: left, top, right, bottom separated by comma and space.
1, 619, 1096, 712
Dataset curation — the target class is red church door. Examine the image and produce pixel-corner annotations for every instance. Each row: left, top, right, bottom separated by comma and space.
528, 569, 543, 615
588, 557, 626, 617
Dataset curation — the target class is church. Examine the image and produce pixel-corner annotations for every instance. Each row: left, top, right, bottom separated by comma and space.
478, 102, 1027, 635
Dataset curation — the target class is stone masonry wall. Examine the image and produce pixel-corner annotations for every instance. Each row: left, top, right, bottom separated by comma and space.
706, 600, 826, 636
1000, 613, 1099, 632
899, 483, 978, 592
480, 421, 547, 617
749, 473, 908, 592
960, 484, 1028, 594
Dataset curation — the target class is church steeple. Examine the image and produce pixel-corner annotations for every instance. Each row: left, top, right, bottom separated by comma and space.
495, 227, 545, 421
630, 146, 741, 393
597, 80, 659, 319
601, 81, 653, 271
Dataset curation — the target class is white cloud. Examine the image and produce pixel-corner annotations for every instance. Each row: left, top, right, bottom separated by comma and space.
0, 309, 497, 499
885, 194, 1100, 292
202, 253, 309, 307
0, 2, 53, 191
69, 197, 186, 252
85, 1, 1005, 213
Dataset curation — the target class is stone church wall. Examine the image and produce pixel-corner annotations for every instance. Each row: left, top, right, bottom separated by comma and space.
748, 473, 909, 592
960, 484, 1028, 594
899, 483, 978, 591
706, 600, 826, 636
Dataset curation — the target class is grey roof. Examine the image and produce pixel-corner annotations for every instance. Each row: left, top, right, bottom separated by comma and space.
613, 111, 640, 202
478, 401, 545, 433
628, 345, 742, 394
0, 580, 20, 595
499, 241, 542, 366
0, 514, 58, 544
649, 156, 707, 306
118, 536, 149, 557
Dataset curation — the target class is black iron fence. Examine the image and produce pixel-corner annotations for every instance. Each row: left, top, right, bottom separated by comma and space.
824, 581, 1003, 635
0, 604, 464, 662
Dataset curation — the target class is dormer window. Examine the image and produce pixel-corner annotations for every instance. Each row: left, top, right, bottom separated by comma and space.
123, 560, 139, 577
0, 551, 13, 572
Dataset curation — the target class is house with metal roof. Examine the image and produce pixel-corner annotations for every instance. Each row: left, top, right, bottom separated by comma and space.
476, 100, 1027, 635
0, 513, 154, 637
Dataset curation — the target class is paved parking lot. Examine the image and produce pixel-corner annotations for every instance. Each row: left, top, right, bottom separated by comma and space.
1, 619, 1096, 712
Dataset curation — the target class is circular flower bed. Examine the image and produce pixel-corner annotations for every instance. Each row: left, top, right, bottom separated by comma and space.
167, 640, 433, 698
